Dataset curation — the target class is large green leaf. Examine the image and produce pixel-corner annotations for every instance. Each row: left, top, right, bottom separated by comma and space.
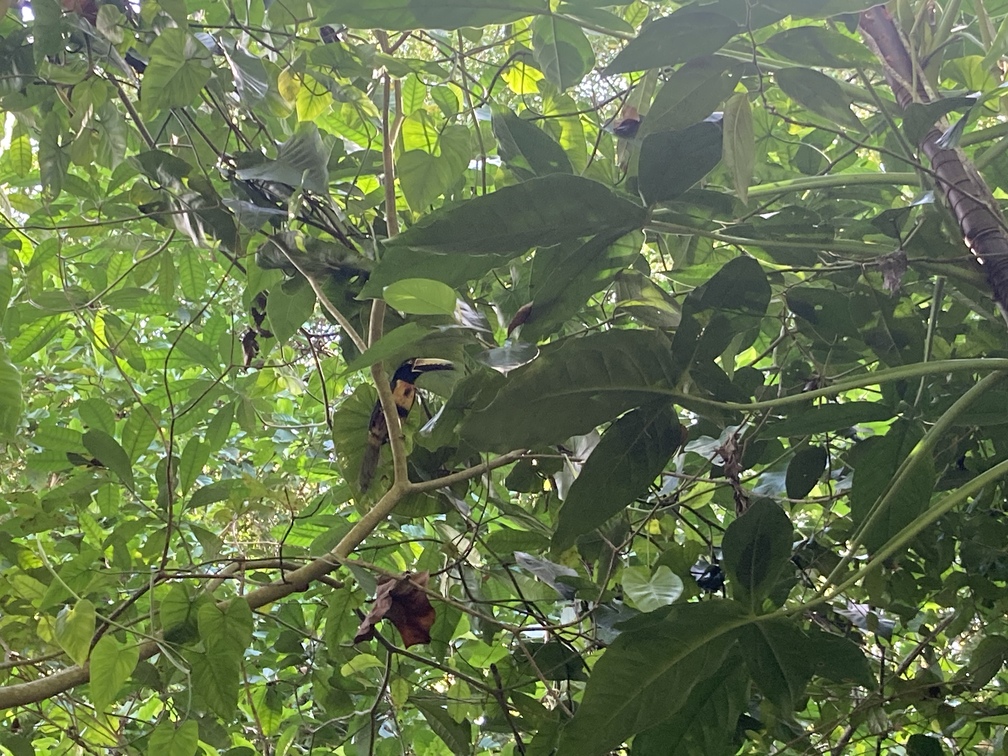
54, 599, 96, 667
460, 329, 676, 451
523, 230, 643, 340
318, 0, 547, 29
603, 9, 740, 74
723, 91, 754, 204
738, 620, 815, 711
764, 26, 877, 68
776, 67, 863, 131
361, 176, 645, 294
767, 401, 895, 437
83, 430, 135, 489
640, 56, 742, 137
384, 174, 647, 254
140, 29, 212, 116
382, 278, 458, 315
554, 404, 681, 550
0, 354, 22, 440
721, 499, 794, 611
785, 445, 827, 499
531, 16, 595, 90
236, 124, 331, 194
414, 698, 472, 756
622, 565, 684, 612
557, 600, 747, 756
89, 635, 139, 712
639, 119, 723, 205
147, 721, 199, 756
198, 597, 254, 657
849, 421, 935, 553
266, 276, 317, 346
491, 105, 574, 177
398, 124, 470, 210
630, 657, 749, 756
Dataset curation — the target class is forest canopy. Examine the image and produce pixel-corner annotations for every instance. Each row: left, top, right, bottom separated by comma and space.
3, 0, 1008, 754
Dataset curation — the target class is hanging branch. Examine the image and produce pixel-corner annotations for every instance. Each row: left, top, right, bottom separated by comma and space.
859, 4, 1008, 324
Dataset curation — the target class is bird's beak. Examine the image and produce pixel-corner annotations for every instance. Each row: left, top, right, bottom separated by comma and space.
410, 358, 455, 373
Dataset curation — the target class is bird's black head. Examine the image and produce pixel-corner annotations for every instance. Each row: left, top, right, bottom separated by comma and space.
392, 358, 454, 384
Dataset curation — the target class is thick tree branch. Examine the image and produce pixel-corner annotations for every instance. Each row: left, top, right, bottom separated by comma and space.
860, 4, 1008, 323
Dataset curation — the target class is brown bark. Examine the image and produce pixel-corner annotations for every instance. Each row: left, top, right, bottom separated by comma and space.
860, 4, 1008, 323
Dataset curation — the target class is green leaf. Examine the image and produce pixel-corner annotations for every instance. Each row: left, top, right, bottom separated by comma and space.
190, 600, 248, 717
9, 315, 66, 362
385, 174, 646, 254
363, 176, 646, 293
159, 585, 195, 636
38, 117, 69, 197
178, 438, 210, 496
903, 96, 978, 146
738, 620, 814, 711
776, 67, 862, 131
0, 355, 23, 440
77, 398, 116, 436
523, 231, 643, 340
236, 124, 331, 194
603, 9, 740, 74
531, 16, 595, 90
622, 566, 684, 612
266, 276, 317, 345
805, 628, 874, 687
83, 430, 135, 489
199, 598, 254, 656
55, 599, 96, 666
785, 445, 827, 499
906, 734, 946, 756
554, 404, 681, 549
768, 401, 894, 437
121, 409, 159, 463
398, 125, 470, 211
414, 698, 472, 756
0, 250, 12, 328
721, 499, 794, 611
320, 0, 547, 30
461, 329, 676, 451
491, 105, 574, 177
639, 119, 723, 205
383, 278, 458, 315
340, 323, 433, 375
222, 40, 269, 107
140, 29, 212, 116
89, 635, 139, 712
557, 5, 634, 34
176, 248, 207, 303
557, 600, 747, 756
723, 92, 754, 204
205, 404, 235, 453
764, 26, 877, 68
147, 720, 199, 756
849, 422, 935, 553
630, 657, 749, 756
640, 56, 741, 137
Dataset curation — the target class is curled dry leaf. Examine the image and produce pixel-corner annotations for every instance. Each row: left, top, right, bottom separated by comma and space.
507, 302, 534, 337
880, 249, 908, 296
353, 572, 436, 648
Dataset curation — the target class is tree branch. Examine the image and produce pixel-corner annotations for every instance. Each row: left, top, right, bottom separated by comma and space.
0, 440, 524, 710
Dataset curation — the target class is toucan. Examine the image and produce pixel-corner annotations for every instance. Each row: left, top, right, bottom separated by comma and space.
359, 358, 454, 493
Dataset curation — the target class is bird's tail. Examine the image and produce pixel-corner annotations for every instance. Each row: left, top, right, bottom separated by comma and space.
359, 433, 382, 493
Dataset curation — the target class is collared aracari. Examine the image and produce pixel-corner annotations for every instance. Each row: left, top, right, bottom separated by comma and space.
359, 358, 454, 493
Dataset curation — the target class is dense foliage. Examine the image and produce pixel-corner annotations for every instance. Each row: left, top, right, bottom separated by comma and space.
4, 0, 1008, 753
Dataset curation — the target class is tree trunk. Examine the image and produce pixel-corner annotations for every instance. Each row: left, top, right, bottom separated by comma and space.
860, 4, 1008, 323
